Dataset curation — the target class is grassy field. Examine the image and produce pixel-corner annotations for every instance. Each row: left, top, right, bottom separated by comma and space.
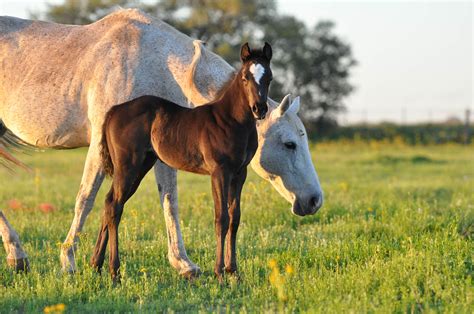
0, 142, 473, 312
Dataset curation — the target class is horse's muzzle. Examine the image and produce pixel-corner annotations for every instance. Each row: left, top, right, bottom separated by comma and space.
292, 194, 323, 216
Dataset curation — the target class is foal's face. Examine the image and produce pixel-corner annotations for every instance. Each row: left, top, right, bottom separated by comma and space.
240, 43, 273, 120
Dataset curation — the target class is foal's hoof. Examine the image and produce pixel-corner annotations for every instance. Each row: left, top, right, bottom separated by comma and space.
180, 266, 201, 280
226, 271, 241, 282
111, 275, 121, 286
216, 273, 225, 285
89, 261, 102, 274
7, 257, 30, 273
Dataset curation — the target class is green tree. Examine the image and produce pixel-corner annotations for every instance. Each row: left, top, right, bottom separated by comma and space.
265, 19, 356, 133
33, 0, 356, 132
142, 0, 276, 65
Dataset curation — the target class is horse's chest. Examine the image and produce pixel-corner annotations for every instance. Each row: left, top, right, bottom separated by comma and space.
226, 129, 258, 170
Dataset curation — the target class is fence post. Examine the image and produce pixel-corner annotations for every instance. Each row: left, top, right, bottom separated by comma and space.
465, 109, 471, 145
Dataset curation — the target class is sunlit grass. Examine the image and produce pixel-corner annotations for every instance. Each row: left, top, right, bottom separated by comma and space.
0, 143, 472, 311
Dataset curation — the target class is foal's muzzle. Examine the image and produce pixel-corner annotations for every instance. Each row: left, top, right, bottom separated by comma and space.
252, 103, 268, 120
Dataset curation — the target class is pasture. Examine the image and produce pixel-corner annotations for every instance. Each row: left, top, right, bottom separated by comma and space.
0, 142, 472, 312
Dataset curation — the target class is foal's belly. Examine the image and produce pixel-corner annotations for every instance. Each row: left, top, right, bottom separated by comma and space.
156, 148, 208, 175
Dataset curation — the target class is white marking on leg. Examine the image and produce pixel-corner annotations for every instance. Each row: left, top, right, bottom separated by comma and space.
154, 162, 200, 276
249, 63, 265, 85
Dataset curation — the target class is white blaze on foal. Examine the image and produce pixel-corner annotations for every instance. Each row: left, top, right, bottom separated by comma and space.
249, 63, 265, 85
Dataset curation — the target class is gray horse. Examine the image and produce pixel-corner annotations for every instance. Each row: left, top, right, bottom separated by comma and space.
0, 9, 323, 277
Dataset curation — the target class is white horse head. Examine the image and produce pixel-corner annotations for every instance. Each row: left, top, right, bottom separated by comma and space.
251, 94, 323, 216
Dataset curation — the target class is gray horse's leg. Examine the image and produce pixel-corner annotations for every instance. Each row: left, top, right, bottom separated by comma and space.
60, 139, 104, 272
0, 211, 29, 272
153, 161, 200, 278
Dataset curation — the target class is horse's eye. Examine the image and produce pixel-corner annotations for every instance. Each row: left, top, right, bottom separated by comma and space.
284, 142, 296, 150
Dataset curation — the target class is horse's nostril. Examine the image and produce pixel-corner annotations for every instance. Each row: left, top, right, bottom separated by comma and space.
309, 196, 320, 209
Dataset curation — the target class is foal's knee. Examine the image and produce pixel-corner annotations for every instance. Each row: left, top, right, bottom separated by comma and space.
215, 211, 230, 232
230, 211, 241, 230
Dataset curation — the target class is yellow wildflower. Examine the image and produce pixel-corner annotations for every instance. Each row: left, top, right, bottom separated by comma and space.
43, 303, 66, 314
268, 258, 277, 268
338, 182, 349, 192
56, 304, 66, 311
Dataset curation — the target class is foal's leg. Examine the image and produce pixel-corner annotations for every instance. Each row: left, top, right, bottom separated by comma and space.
61, 137, 105, 273
225, 168, 247, 274
153, 161, 200, 278
91, 153, 156, 280
90, 190, 113, 273
211, 169, 231, 281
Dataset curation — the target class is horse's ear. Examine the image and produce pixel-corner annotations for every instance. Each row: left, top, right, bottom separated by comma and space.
271, 94, 291, 119
288, 96, 300, 114
240, 43, 251, 62
263, 42, 272, 61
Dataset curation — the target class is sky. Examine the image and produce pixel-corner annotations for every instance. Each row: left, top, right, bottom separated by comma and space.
1, 0, 472, 124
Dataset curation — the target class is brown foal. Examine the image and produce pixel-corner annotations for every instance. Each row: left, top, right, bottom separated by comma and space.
91, 43, 273, 282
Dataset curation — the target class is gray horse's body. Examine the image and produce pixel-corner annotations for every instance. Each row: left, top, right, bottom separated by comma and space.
0, 9, 322, 276
1, 10, 228, 147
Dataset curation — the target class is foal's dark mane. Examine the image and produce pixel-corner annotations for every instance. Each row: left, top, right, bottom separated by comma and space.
209, 73, 238, 104
210, 47, 269, 104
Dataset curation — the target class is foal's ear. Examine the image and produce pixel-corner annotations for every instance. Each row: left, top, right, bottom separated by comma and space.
240, 43, 251, 62
263, 42, 272, 61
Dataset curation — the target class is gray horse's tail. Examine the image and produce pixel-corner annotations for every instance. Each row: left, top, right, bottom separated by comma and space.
0, 121, 32, 172
99, 111, 115, 177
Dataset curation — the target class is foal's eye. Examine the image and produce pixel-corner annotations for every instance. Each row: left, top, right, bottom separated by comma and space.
284, 142, 297, 150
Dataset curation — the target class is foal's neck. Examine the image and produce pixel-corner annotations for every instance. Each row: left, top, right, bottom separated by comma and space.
212, 74, 253, 124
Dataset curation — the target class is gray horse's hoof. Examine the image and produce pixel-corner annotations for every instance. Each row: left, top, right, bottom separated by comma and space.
60, 249, 76, 274
180, 267, 201, 279
7, 257, 29, 273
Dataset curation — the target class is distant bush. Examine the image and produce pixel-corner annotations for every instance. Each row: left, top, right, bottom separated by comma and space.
313, 123, 472, 145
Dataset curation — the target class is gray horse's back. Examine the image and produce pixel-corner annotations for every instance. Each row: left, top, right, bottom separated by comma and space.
0, 9, 231, 149
0, 10, 149, 148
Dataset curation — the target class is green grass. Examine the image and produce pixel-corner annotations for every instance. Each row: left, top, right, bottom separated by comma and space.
0, 142, 473, 312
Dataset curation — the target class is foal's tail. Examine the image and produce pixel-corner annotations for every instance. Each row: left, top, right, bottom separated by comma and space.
99, 110, 115, 177
0, 120, 32, 172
